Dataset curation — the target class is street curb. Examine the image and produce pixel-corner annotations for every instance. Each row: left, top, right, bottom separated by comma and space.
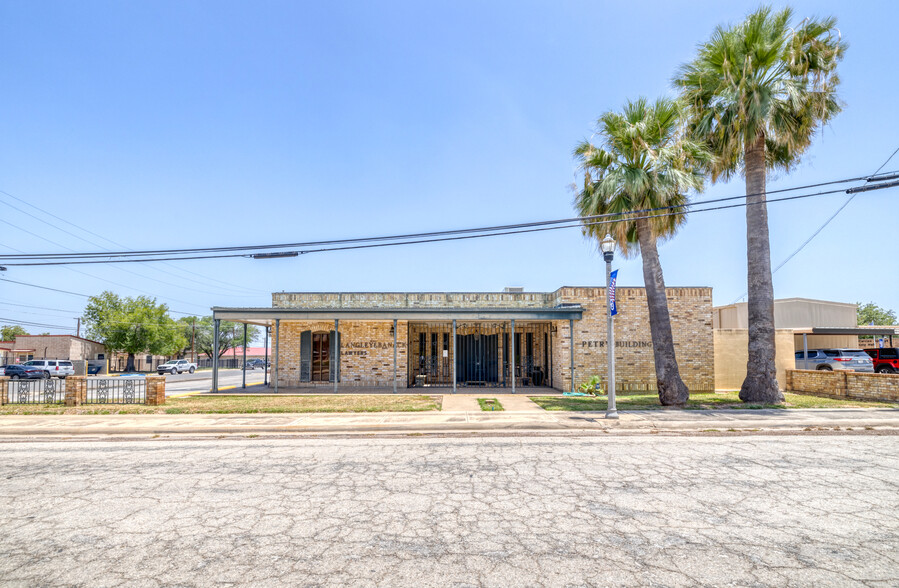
2, 419, 897, 438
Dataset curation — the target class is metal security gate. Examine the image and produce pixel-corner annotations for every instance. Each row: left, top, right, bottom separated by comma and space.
408, 322, 552, 388
456, 333, 498, 386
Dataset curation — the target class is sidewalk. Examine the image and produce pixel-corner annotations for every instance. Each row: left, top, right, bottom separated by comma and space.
0, 408, 897, 438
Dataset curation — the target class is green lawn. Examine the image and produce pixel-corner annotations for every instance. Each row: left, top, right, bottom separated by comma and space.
477, 398, 504, 411
0, 394, 441, 415
529, 391, 899, 411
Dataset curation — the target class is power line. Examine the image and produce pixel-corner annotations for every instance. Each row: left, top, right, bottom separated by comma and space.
4, 181, 895, 267
0, 317, 75, 330
0, 218, 210, 309
731, 145, 899, 303
0, 188, 269, 296
0, 277, 196, 315
0, 299, 79, 313
2, 170, 892, 263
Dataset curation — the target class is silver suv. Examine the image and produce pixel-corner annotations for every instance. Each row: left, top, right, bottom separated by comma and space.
795, 349, 874, 372
23, 359, 75, 379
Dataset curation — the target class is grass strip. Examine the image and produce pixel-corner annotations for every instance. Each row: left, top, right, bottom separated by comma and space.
477, 398, 504, 411
529, 391, 899, 411
0, 394, 441, 415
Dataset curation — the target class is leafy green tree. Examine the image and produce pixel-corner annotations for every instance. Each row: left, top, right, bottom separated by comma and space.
857, 302, 897, 326
574, 97, 709, 406
179, 316, 261, 361
0, 325, 29, 340
675, 6, 846, 403
83, 291, 186, 372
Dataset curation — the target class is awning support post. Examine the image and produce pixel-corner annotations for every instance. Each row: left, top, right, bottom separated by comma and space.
274, 319, 280, 394
569, 318, 575, 394
452, 319, 457, 394
212, 318, 220, 393
511, 319, 516, 394
393, 319, 398, 394
242, 322, 247, 389
264, 326, 269, 387
803, 333, 808, 370
334, 318, 339, 393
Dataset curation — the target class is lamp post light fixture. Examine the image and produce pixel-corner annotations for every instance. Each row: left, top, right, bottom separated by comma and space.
600, 234, 618, 419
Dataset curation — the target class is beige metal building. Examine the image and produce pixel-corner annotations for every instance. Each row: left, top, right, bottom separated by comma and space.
713, 298, 865, 390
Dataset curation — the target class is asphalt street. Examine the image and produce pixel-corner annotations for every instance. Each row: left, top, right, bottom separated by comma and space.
162, 368, 266, 394
0, 435, 897, 587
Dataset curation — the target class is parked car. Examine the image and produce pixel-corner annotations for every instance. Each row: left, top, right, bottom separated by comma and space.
157, 359, 197, 375
864, 348, 899, 374
243, 359, 268, 370
794, 349, 874, 372
22, 359, 75, 379
3, 364, 45, 380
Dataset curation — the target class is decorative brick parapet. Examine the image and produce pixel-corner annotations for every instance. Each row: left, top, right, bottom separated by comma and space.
145, 376, 166, 405
64, 376, 87, 406
0, 376, 8, 405
787, 369, 899, 402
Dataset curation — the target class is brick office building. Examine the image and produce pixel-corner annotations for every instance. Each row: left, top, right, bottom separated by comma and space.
213, 286, 714, 393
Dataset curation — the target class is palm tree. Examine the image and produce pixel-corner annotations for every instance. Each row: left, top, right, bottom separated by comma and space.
675, 6, 846, 403
574, 97, 708, 406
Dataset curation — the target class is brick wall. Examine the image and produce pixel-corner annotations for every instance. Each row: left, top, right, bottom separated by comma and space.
13, 336, 105, 361
552, 287, 714, 393
274, 320, 408, 388
269, 288, 714, 392
274, 292, 553, 309
787, 369, 899, 402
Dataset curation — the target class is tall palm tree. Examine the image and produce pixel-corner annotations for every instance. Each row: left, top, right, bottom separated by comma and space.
574, 97, 708, 406
675, 6, 846, 403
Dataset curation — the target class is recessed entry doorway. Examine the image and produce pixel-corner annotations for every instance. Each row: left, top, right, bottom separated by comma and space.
408, 322, 552, 388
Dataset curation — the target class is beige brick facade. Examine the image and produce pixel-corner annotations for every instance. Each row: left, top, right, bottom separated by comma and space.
9, 335, 106, 363
551, 287, 714, 393
786, 369, 899, 402
268, 287, 715, 392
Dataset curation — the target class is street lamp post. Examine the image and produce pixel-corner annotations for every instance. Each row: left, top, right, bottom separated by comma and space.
600, 234, 618, 419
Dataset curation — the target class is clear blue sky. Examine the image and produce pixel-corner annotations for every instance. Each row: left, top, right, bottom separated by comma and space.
1, 0, 897, 336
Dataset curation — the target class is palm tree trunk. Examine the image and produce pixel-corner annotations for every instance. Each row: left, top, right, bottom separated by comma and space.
740, 134, 784, 403
636, 217, 689, 406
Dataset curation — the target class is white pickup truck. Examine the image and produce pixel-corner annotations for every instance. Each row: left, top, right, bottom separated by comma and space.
157, 359, 197, 375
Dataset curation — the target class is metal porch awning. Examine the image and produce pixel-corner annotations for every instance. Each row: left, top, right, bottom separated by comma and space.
791, 326, 899, 336
208, 305, 584, 396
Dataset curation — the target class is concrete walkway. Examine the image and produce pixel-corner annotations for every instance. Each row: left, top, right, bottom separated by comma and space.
440, 394, 545, 412
0, 408, 897, 438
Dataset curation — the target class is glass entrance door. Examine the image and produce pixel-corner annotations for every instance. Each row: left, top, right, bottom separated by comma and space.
311, 332, 330, 382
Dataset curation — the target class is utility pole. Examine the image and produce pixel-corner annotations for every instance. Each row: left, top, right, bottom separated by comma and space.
191, 318, 196, 364
76, 317, 81, 338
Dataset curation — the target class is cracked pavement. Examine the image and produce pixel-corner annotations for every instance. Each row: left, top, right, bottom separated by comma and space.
0, 435, 897, 587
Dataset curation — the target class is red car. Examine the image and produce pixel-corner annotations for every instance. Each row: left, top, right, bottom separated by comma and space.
864, 348, 899, 374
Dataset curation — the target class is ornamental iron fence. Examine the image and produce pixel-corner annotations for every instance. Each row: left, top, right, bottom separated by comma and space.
85, 378, 146, 404
7, 378, 65, 404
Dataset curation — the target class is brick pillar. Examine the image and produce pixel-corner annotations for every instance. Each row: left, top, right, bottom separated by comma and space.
837, 371, 848, 397
0, 376, 8, 405
65, 376, 87, 407
785, 369, 792, 391
145, 375, 166, 405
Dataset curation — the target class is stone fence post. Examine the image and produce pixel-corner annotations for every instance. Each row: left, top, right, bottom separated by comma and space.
145, 376, 166, 405
65, 376, 87, 407
0, 376, 8, 405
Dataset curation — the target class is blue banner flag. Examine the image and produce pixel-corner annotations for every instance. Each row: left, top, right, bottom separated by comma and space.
609, 269, 618, 316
